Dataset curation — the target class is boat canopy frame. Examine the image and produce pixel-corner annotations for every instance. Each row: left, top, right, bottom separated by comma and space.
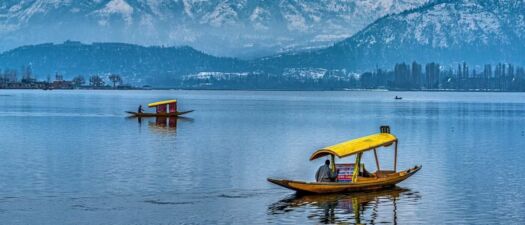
310, 126, 399, 182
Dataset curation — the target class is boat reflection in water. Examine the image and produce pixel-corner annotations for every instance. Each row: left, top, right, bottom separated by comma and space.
131, 116, 193, 133
151, 117, 178, 128
268, 187, 420, 224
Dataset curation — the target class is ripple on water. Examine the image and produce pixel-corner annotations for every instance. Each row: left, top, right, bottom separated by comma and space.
143, 200, 194, 205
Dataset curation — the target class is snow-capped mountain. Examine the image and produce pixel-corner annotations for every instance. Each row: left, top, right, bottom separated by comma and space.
0, 0, 427, 57
262, 0, 525, 71
2, 0, 523, 88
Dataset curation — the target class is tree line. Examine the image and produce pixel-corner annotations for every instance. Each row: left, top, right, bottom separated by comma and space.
0, 65, 127, 89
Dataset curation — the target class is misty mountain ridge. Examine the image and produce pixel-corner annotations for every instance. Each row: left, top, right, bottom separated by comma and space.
0, 41, 248, 86
0, 0, 427, 58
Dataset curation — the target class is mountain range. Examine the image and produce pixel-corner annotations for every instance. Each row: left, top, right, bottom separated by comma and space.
260, 0, 525, 72
1, 0, 524, 87
0, 0, 426, 58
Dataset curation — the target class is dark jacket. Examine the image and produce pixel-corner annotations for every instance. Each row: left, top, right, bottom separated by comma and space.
316, 164, 337, 182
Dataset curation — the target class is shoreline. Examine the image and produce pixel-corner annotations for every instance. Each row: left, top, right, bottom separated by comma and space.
1, 87, 525, 93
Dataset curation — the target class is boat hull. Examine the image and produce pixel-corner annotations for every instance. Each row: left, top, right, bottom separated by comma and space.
268, 165, 421, 194
126, 110, 194, 117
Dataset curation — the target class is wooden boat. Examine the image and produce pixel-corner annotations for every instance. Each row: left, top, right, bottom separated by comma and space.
268, 126, 421, 194
268, 166, 420, 194
127, 99, 193, 117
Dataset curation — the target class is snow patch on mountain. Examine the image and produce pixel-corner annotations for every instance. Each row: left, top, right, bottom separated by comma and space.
201, 1, 239, 27
96, 0, 134, 25
185, 71, 250, 80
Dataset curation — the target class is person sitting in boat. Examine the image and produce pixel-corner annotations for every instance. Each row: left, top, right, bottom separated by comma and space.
138, 105, 144, 113
316, 160, 338, 182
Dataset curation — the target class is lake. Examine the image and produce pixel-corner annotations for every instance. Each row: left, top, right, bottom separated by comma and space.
0, 90, 524, 224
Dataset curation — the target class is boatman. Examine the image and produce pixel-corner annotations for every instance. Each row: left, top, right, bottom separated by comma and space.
316, 160, 338, 182
138, 105, 144, 113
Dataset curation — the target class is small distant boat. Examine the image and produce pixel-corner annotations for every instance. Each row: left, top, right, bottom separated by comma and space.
126, 100, 194, 117
394, 96, 403, 100
268, 126, 421, 194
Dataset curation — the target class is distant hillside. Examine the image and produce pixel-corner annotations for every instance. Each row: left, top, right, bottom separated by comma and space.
257, 0, 525, 72
0, 41, 248, 86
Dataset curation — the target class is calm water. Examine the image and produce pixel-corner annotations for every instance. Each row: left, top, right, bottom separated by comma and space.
0, 90, 524, 224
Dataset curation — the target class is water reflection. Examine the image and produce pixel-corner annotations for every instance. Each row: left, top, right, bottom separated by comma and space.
269, 188, 421, 224
150, 117, 178, 129
127, 116, 194, 133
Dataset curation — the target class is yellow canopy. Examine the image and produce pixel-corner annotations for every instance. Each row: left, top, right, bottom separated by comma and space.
310, 133, 397, 160
148, 100, 177, 108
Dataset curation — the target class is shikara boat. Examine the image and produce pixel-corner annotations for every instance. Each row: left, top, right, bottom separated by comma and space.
126, 100, 194, 117
268, 126, 421, 194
